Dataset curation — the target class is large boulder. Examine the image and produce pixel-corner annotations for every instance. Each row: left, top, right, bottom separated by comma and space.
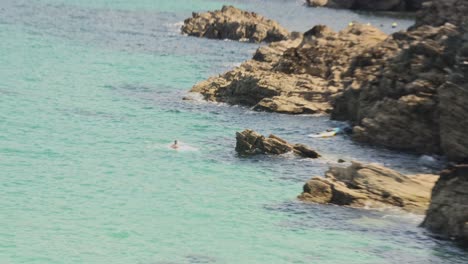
181, 5, 290, 43
298, 162, 438, 214
190, 24, 387, 114
422, 164, 468, 243
235, 129, 320, 158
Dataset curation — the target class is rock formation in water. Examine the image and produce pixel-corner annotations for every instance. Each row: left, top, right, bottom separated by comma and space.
188, 1, 468, 160
306, 0, 426, 11
422, 164, 468, 243
235, 129, 320, 158
181, 5, 290, 43
298, 162, 438, 214
191, 24, 387, 114
186, 0, 468, 245
332, 0, 468, 161
332, 23, 460, 155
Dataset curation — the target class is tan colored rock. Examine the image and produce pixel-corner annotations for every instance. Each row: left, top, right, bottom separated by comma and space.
332, 24, 460, 155
298, 162, 438, 214
235, 129, 320, 158
306, 0, 329, 7
181, 5, 289, 43
422, 164, 468, 243
191, 24, 387, 115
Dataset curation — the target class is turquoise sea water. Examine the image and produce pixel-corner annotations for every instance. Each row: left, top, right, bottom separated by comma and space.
1, 0, 467, 263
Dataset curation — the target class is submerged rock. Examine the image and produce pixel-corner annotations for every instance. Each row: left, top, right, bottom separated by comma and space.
191, 24, 387, 114
235, 129, 320, 158
298, 162, 438, 214
422, 164, 468, 244
181, 5, 290, 43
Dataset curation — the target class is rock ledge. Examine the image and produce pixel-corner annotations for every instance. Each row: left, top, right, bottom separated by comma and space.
235, 129, 320, 158
298, 162, 438, 214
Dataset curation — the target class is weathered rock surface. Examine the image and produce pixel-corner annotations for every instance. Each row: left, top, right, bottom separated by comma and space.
306, 0, 425, 11
414, 0, 468, 28
298, 162, 438, 214
422, 164, 468, 243
181, 5, 290, 43
437, 22, 468, 162
191, 24, 387, 114
332, 0, 468, 161
332, 24, 459, 154
235, 129, 320, 158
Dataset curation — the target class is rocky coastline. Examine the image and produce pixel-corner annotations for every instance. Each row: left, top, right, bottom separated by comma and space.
183, 0, 468, 245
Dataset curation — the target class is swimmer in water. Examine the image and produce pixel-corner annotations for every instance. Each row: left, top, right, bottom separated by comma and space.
171, 140, 179, 149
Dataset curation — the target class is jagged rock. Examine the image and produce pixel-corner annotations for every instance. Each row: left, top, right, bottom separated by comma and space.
191, 24, 387, 114
437, 22, 468, 162
422, 164, 468, 243
298, 162, 438, 214
332, 23, 461, 155
414, 0, 468, 28
181, 5, 290, 43
235, 129, 320, 158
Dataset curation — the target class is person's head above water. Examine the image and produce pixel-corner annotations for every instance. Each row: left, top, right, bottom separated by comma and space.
174, 140, 178, 145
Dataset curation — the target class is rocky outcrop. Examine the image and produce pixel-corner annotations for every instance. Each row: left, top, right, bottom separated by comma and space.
188, 2, 468, 160
191, 24, 387, 114
414, 0, 468, 28
332, 0, 468, 161
332, 24, 459, 154
181, 5, 290, 43
298, 162, 438, 214
422, 164, 468, 243
235, 129, 320, 158
437, 21, 468, 161
306, 0, 425, 11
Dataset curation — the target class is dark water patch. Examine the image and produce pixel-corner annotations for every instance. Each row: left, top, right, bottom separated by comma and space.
265, 201, 468, 264
56, 107, 125, 122
185, 254, 217, 264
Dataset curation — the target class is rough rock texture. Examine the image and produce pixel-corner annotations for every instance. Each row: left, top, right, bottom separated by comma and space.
235, 129, 320, 158
306, 0, 425, 11
332, 0, 468, 161
181, 5, 290, 43
422, 164, 468, 243
332, 24, 459, 154
191, 24, 387, 114
414, 0, 468, 28
298, 162, 438, 214
437, 22, 468, 161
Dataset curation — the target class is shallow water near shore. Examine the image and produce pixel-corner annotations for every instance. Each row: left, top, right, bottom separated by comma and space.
1, 0, 467, 263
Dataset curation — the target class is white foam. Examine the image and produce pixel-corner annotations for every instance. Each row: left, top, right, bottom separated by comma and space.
168, 143, 198, 152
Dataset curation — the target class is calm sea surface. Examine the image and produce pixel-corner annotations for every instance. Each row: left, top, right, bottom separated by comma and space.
1, 0, 467, 263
